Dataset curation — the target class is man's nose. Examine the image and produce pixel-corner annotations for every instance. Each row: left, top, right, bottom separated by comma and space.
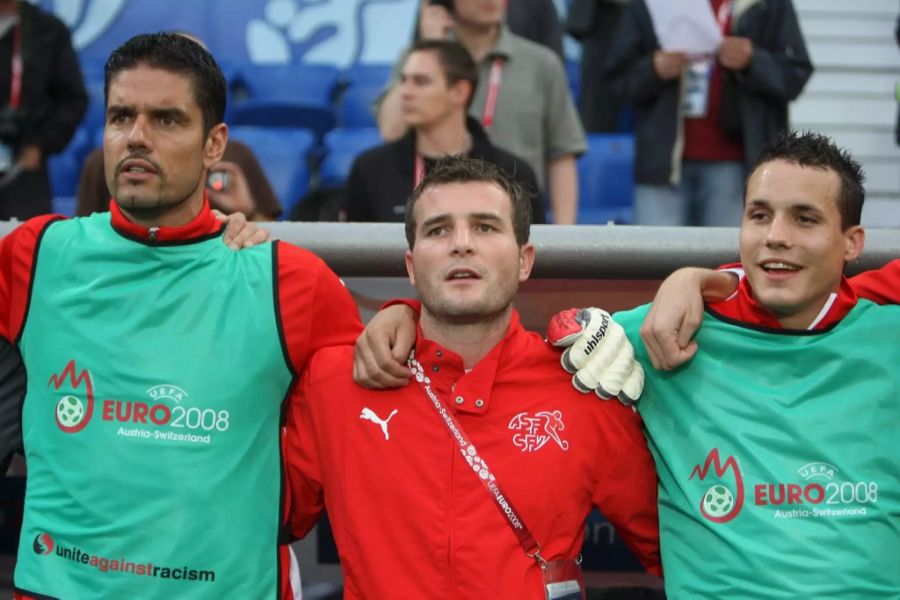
126, 115, 150, 152
764, 214, 791, 248
450, 225, 474, 255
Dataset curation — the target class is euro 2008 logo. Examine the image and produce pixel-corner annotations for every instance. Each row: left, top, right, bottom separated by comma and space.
690, 448, 745, 523
49, 361, 96, 434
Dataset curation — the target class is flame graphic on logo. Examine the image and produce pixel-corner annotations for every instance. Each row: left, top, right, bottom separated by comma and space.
48, 360, 94, 434
689, 448, 745, 523
33, 532, 54, 555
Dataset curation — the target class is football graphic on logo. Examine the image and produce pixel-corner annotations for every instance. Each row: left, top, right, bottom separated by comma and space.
703, 485, 735, 518
56, 395, 85, 428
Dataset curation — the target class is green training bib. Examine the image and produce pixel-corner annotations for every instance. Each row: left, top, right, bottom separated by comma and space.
616, 302, 900, 599
15, 214, 293, 599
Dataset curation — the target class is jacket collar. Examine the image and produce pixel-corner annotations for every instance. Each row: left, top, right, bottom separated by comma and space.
708, 271, 858, 331
412, 310, 524, 414
109, 194, 224, 244
486, 24, 514, 62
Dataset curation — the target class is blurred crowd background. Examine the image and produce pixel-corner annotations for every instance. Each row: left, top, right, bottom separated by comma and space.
10, 0, 900, 228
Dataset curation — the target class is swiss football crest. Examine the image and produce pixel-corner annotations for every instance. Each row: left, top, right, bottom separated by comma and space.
508, 410, 569, 452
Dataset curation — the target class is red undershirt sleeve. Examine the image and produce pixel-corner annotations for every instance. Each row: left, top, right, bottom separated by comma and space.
849, 260, 900, 305
591, 404, 662, 576
0, 215, 63, 343
283, 366, 325, 539
275, 241, 363, 375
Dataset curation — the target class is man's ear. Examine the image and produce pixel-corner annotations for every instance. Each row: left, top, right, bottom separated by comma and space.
518, 243, 535, 283
450, 79, 472, 109
405, 249, 417, 287
843, 225, 865, 263
203, 123, 228, 169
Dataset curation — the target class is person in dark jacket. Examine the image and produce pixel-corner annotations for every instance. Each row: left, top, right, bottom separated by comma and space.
0, 0, 87, 219
347, 39, 543, 224
566, 0, 628, 133
605, 0, 812, 226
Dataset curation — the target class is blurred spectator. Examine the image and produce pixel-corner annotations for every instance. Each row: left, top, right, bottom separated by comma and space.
346, 39, 542, 223
414, 0, 565, 58
76, 141, 282, 220
605, 0, 812, 226
566, 0, 628, 132
506, 0, 565, 58
378, 0, 586, 224
0, 0, 87, 219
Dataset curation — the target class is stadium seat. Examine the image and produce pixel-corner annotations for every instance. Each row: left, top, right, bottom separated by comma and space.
577, 134, 635, 224
341, 63, 392, 87
336, 83, 383, 128
228, 100, 336, 141
81, 81, 106, 135
565, 59, 581, 106
228, 126, 316, 219
79, 57, 106, 87
234, 64, 341, 105
319, 127, 383, 187
48, 128, 92, 216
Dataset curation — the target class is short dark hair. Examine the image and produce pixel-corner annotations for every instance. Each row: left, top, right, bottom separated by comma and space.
105, 33, 226, 136
405, 156, 532, 249
407, 39, 478, 108
750, 131, 865, 229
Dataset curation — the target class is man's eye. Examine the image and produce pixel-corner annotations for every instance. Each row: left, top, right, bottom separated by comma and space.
476, 223, 496, 233
159, 117, 176, 127
748, 211, 768, 222
797, 214, 818, 225
425, 227, 446, 237
109, 114, 128, 124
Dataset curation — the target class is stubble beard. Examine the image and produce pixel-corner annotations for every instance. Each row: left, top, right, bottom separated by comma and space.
112, 169, 204, 223
418, 276, 516, 327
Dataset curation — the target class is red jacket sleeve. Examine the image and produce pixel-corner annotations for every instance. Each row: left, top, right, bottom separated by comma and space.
0, 215, 63, 342
276, 241, 363, 375
849, 260, 900, 305
283, 366, 325, 539
591, 403, 662, 576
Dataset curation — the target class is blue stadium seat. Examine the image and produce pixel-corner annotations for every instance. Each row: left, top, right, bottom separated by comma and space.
577, 134, 635, 224
228, 126, 316, 219
48, 127, 92, 216
228, 100, 336, 141
79, 57, 106, 87
234, 64, 341, 105
337, 83, 383, 128
341, 63, 392, 86
320, 127, 383, 187
81, 81, 106, 135
565, 59, 581, 106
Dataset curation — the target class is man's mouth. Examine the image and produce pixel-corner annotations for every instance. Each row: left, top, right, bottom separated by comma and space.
760, 260, 802, 274
445, 268, 480, 281
119, 158, 158, 177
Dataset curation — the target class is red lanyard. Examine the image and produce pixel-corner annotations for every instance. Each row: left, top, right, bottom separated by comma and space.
9, 25, 21, 109
413, 153, 425, 188
716, 1, 732, 34
407, 352, 546, 564
481, 58, 504, 129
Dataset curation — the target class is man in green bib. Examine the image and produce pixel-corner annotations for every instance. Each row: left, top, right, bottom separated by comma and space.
552, 131, 899, 597
0, 33, 361, 599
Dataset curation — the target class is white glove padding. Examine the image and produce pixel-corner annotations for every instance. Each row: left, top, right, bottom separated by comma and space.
547, 307, 644, 405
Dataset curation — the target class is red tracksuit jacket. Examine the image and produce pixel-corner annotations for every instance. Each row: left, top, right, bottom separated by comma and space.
285, 310, 661, 599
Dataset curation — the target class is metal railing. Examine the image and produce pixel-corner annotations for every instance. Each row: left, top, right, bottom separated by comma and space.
1, 221, 896, 277
262, 223, 899, 278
